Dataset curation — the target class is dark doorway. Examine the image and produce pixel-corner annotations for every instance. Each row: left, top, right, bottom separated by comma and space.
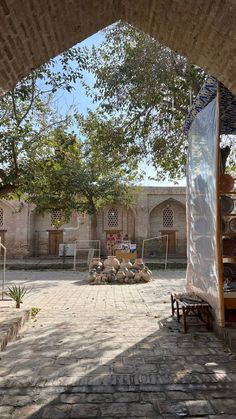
48, 230, 63, 255
160, 230, 176, 255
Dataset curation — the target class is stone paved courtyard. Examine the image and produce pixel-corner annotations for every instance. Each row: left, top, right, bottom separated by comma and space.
0, 270, 236, 418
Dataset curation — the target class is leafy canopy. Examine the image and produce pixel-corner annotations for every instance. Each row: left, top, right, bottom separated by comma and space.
0, 46, 88, 196
22, 121, 138, 219
82, 21, 205, 180
0, 45, 138, 219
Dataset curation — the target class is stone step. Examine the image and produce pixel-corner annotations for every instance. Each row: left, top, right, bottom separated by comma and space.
0, 309, 31, 351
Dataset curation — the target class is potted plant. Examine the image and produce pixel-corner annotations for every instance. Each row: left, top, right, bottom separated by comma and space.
7, 284, 27, 308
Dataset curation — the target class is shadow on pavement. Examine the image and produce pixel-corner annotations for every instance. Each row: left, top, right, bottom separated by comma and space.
0, 312, 235, 418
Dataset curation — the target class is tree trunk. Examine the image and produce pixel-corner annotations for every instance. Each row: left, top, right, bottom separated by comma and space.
91, 212, 98, 240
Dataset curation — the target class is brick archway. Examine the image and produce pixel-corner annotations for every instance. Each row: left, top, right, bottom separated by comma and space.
149, 198, 187, 256
0, 1, 236, 95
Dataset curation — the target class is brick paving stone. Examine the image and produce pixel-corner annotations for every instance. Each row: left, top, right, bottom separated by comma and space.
209, 416, 236, 419
0, 405, 14, 419
100, 402, 128, 417
185, 400, 215, 416
156, 400, 188, 415
210, 398, 236, 414
86, 393, 113, 403
113, 392, 140, 402
12, 404, 44, 418
127, 402, 157, 417
140, 391, 166, 402
41, 404, 72, 419
165, 391, 203, 400
71, 403, 99, 417
1, 394, 32, 406
59, 393, 87, 403
0, 270, 236, 418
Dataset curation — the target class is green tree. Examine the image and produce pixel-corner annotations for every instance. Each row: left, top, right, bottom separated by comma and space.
82, 21, 205, 180
0, 46, 87, 196
0, 45, 138, 224
21, 121, 138, 234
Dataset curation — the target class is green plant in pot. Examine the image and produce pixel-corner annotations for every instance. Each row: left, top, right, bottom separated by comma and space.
7, 284, 27, 308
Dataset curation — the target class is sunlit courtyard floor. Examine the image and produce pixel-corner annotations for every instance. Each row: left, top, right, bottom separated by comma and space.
0, 270, 236, 418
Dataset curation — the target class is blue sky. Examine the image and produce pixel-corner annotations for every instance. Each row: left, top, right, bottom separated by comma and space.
55, 30, 186, 187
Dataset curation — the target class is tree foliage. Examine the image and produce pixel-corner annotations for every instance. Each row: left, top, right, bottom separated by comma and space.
0, 46, 137, 220
82, 21, 206, 180
0, 46, 87, 196
21, 121, 138, 220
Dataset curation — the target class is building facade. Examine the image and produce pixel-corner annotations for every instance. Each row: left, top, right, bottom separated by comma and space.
0, 187, 186, 258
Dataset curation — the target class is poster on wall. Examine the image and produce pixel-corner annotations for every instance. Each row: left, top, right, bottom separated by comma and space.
130, 244, 137, 253
106, 233, 130, 255
186, 97, 223, 324
106, 232, 122, 255
121, 241, 131, 252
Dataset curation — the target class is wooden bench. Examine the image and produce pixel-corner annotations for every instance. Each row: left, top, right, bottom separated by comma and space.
171, 293, 212, 333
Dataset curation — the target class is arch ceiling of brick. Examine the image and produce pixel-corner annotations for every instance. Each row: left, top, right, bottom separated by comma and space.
1, 0, 236, 95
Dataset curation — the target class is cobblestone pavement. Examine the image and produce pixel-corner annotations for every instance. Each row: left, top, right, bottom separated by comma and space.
0, 270, 236, 418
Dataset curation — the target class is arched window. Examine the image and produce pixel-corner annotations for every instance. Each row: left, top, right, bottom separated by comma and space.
51, 210, 63, 227
0, 208, 3, 227
107, 208, 119, 228
163, 207, 173, 228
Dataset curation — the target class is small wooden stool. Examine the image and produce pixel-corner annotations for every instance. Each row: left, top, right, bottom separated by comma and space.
171, 293, 212, 333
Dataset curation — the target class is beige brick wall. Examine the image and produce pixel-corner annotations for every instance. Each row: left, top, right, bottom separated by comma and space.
0, 187, 186, 258
149, 200, 186, 255
33, 211, 90, 256
94, 187, 186, 257
96, 206, 135, 256
0, 200, 30, 257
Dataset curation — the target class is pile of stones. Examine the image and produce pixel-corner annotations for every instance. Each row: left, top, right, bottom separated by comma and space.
88, 257, 152, 285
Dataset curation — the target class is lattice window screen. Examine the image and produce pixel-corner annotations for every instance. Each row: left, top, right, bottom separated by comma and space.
51, 210, 63, 227
163, 207, 173, 228
107, 208, 119, 228
0, 208, 3, 227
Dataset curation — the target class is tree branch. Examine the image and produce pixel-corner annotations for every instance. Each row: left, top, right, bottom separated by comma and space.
11, 74, 36, 127
0, 184, 16, 196
17, 74, 36, 126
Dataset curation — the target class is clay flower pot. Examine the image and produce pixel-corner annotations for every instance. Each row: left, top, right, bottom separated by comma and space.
88, 270, 97, 282
101, 272, 108, 282
120, 259, 132, 269
133, 258, 145, 270
140, 268, 152, 282
104, 267, 116, 282
126, 270, 135, 279
220, 173, 234, 193
104, 266, 116, 274
119, 267, 128, 275
116, 270, 126, 281
89, 257, 103, 271
134, 272, 141, 282
104, 255, 120, 270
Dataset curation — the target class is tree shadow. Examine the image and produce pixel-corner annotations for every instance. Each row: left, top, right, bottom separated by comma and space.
3, 270, 83, 295
0, 308, 234, 418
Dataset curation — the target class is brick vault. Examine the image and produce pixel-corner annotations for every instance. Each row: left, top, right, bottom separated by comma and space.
0, 0, 236, 95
